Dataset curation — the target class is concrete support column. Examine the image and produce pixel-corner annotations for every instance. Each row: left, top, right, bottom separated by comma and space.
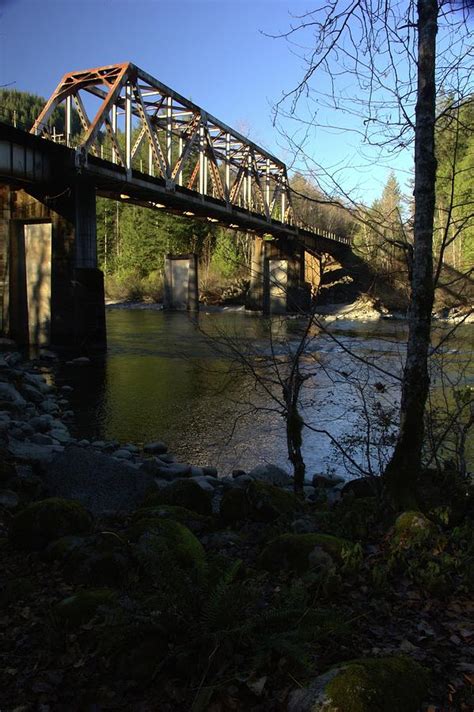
163, 253, 199, 312
246, 235, 264, 311
2, 186, 106, 350
261, 238, 311, 315
73, 181, 98, 269
0, 186, 11, 335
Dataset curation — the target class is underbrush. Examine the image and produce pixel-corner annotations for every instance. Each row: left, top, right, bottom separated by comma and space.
105, 269, 164, 303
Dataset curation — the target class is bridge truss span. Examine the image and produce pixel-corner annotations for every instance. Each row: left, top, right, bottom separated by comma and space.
30, 62, 349, 246
32, 64, 293, 220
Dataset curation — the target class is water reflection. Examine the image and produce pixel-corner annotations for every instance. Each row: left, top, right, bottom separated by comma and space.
55, 309, 473, 478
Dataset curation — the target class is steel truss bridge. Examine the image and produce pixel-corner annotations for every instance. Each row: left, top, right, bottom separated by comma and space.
16, 61, 349, 251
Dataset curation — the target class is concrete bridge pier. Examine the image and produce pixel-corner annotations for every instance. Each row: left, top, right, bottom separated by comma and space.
0, 182, 106, 350
163, 254, 199, 311
246, 236, 311, 315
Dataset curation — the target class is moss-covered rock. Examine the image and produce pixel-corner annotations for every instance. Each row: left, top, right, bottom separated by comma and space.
57, 533, 132, 587
220, 487, 252, 524
9, 498, 92, 550
144, 479, 212, 515
129, 518, 206, 575
55, 588, 118, 627
288, 656, 430, 712
133, 504, 213, 534
259, 533, 352, 573
247, 481, 304, 522
391, 511, 438, 550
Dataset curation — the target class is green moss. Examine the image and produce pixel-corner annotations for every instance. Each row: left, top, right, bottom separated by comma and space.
129, 518, 206, 575
220, 488, 252, 524
392, 511, 438, 549
325, 656, 430, 712
246, 481, 304, 522
9, 498, 92, 550
133, 504, 213, 533
55, 588, 118, 627
144, 480, 212, 515
259, 533, 351, 573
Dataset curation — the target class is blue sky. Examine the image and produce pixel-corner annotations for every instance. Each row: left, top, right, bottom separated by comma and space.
0, 0, 414, 204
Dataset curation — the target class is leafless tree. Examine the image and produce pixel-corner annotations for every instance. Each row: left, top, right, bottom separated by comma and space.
270, 0, 473, 506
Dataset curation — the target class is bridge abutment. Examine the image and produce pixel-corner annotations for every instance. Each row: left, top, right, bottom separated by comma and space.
0, 183, 106, 350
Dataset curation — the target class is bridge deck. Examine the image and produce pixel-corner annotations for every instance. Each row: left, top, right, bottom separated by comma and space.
0, 120, 350, 257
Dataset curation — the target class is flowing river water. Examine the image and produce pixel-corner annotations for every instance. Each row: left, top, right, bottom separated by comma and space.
54, 307, 473, 480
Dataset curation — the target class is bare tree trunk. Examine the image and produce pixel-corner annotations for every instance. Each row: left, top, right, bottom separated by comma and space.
384, 0, 438, 507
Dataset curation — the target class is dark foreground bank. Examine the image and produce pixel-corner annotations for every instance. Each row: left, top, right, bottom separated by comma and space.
0, 348, 473, 711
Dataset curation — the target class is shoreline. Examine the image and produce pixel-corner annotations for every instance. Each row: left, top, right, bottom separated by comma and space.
105, 297, 474, 325
0, 349, 338, 517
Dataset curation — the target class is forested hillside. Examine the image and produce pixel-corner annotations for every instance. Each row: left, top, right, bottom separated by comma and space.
352, 98, 473, 306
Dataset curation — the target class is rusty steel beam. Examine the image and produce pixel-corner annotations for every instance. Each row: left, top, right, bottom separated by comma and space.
25, 62, 351, 244
30, 62, 293, 223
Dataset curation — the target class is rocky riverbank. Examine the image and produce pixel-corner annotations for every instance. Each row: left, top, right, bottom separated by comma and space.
0, 345, 330, 515
1, 346, 473, 711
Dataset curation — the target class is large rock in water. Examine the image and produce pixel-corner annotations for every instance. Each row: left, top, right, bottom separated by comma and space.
42, 445, 155, 515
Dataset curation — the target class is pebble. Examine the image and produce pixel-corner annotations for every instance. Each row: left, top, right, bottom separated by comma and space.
50, 429, 71, 444
113, 449, 133, 459
123, 443, 140, 453
40, 400, 59, 414
66, 356, 91, 365
92, 440, 106, 449
31, 433, 54, 445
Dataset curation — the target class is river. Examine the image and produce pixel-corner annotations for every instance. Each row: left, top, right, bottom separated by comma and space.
53, 307, 473, 479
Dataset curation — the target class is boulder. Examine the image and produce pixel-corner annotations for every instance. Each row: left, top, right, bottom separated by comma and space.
130, 518, 206, 575
0, 382, 26, 407
7, 439, 55, 464
42, 445, 153, 514
246, 480, 303, 522
390, 511, 438, 550
19, 384, 44, 404
220, 480, 303, 525
143, 441, 168, 455
132, 504, 212, 534
42, 445, 155, 515
9, 497, 92, 550
341, 477, 381, 499
145, 478, 213, 515
140, 460, 191, 480
248, 463, 291, 487
287, 656, 430, 712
